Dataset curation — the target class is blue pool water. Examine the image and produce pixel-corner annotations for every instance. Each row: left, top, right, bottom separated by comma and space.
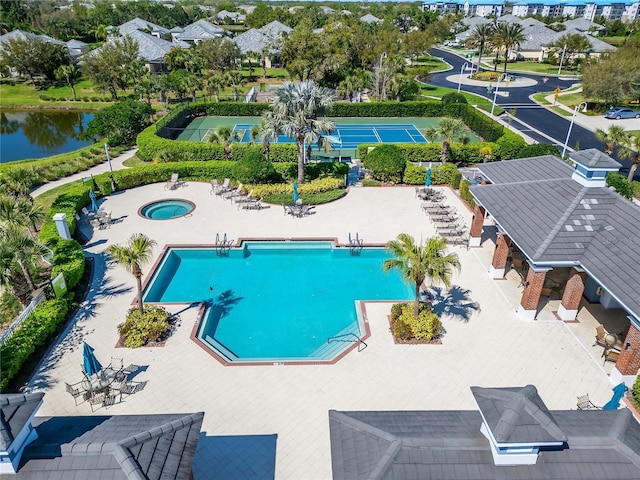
143, 241, 412, 362
139, 199, 194, 220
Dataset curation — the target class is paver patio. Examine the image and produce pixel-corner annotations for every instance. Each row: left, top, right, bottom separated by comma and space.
29, 183, 617, 479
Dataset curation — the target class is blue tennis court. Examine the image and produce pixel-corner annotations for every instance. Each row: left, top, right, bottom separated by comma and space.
231, 123, 429, 148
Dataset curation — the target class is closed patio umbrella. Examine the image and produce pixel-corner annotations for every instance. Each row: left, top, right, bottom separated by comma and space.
89, 189, 98, 212
83, 342, 102, 377
292, 181, 299, 202
602, 382, 627, 410
425, 168, 432, 187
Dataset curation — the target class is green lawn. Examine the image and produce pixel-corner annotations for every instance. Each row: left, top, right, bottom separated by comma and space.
418, 83, 503, 115
0, 78, 115, 108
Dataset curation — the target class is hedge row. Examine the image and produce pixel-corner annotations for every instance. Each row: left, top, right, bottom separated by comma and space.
138, 124, 297, 162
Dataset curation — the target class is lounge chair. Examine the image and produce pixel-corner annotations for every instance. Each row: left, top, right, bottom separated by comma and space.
603, 348, 620, 365
210, 179, 219, 195
216, 178, 231, 195
594, 324, 607, 347
165, 173, 179, 190
223, 183, 244, 200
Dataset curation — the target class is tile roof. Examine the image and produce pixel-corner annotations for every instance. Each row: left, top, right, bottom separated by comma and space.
471, 385, 566, 444
172, 19, 228, 42
12, 412, 204, 480
570, 148, 621, 169
233, 29, 277, 55
330, 391, 640, 480
0, 393, 44, 451
472, 155, 640, 321
118, 17, 169, 36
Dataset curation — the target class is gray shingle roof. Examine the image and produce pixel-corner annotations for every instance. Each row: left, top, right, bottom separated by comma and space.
330, 392, 640, 480
257, 20, 292, 39
172, 19, 228, 42
0, 393, 44, 451
519, 24, 562, 51
12, 412, 204, 480
562, 18, 606, 33
234, 29, 276, 55
124, 30, 189, 63
570, 149, 621, 169
461, 16, 492, 28
360, 14, 383, 24
118, 17, 169, 36
472, 155, 640, 321
475, 156, 574, 184
471, 385, 566, 444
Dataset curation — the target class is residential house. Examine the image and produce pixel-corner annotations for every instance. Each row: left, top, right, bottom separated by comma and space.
233, 21, 292, 69
360, 14, 383, 24
117, 17, 170, 40
171, 19, 229, 45
215, 10, 246, 23
0, 30, 68, 77
561, 17, 607, 35
66, 39, 89, 59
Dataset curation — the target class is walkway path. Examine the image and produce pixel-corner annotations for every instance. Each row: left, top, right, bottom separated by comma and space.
31, 147, 137, 198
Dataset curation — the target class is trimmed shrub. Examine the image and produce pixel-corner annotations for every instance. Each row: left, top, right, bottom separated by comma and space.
251, 177, 344, 200
495, 130, 526, 159
459, 179, 476, 208
233, 151, 277, 184
606, 172, 633, 199
441, 92, 467, 104
633, 373, 640, 409
405, 308, 442, 341
403, 162, 429, 185
517, 143, 561, 158
0, 298, 69, 391
118, 305, 171, 348
432, 163, 462, 188
450, 142, 498, 164
363, 145, 407, 183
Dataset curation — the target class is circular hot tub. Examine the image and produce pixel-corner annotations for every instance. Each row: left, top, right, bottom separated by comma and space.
139, 199, 195, 220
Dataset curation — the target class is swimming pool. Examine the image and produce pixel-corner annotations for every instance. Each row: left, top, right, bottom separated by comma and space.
143, 241, 412, 363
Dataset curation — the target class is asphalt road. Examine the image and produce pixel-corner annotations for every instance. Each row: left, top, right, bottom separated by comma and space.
427, 49, 627, 153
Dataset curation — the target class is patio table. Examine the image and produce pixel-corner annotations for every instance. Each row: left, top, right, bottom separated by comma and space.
82, 367, 117, 393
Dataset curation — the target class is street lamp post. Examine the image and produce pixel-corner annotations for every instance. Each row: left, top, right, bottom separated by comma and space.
557, 44, 567, 76
377, 52, 387, 101
490, 73, 507, 116
561, 102, 587, 157
457, 62, 470, 93
104, 143, 115, 191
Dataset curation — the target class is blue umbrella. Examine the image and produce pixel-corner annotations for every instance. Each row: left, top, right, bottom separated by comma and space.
602, 382, 627, 410
89, 189, 98, 212
425, 168, 432, 187
292, 181, 299, 202
83, 343, 102, 377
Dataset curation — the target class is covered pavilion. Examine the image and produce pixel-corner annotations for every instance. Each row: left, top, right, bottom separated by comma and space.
468, 149, 640, 386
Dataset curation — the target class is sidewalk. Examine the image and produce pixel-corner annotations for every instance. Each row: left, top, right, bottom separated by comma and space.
31, 147, 137, 198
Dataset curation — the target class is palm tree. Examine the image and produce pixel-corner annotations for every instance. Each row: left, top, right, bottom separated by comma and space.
0, 167, 40, 200
181, 73, 202, 102
0, 195, 44, 233
0, 224, 48, 298
618, 133, 640, 182
261, 80, 335, 183
205, 74, 225, 102
493, 22, 525, 74
466, 23, 494, 72
55, 64, 80, 101
106, 233, 157, 316
208, 125, 242, 159
383, 234, 461, 317
424, 117, 470, 163
595, 125, 628, 155
225, 70, 246, 102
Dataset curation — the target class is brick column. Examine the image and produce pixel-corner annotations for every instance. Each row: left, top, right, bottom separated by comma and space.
490, 233, 510, 279
517, 266, 548, 321
613, 325, 640, 377
557, 268, 587, 321
469, 205, 485, 247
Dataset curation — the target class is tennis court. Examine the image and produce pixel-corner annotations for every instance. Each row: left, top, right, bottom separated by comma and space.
231, 123, 428, 148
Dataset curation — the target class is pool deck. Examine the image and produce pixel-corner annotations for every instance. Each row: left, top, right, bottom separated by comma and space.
29, 182, 619, 480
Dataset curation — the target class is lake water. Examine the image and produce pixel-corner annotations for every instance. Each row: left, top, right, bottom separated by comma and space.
0, 110, 94, 164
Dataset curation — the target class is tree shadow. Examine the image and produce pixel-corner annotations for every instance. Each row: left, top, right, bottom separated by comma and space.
429, 285, 481, 323
192, 433, 277, 480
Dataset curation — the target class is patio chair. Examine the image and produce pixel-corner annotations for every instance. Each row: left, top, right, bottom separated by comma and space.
210, 179, 219, 195
223, 183, 244, 201
603, 348, 620, 365
165, 173, 179, 190
594, 324, 607, 347
216, 178, 231, 195
87, 391, 106, 412
576, 394, 598, 410
65, 381, 85, 406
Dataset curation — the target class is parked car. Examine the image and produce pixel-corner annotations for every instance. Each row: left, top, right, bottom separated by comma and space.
604, 107, 640, 120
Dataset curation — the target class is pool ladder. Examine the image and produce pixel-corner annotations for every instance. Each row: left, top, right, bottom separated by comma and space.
327, 333, 367, 352
214, 233, 233, 256
348, 232, 363, 256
